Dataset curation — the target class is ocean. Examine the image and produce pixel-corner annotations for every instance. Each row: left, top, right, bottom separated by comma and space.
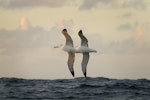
0, 77, 150, 100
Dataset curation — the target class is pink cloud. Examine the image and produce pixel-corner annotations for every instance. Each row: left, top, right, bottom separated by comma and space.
19, 16, 31, 30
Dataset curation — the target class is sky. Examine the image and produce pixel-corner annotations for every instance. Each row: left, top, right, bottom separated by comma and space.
0, 0, 150, 79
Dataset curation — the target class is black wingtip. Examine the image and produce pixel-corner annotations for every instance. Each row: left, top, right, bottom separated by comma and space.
84, 72, 86, 77
78, 30, 83, 36
71, 71, 74, 77
79, 30, 82, 33
62, 29, 67, 32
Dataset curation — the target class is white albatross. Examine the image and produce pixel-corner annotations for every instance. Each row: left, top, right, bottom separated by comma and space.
76, 30, 97, 77
54, 29, 76, 77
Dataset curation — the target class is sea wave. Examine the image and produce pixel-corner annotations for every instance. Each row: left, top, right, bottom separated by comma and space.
0, 77, 150, 99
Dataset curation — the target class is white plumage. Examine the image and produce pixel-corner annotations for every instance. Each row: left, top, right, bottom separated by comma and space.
55, 29, 75, 77
76, 30, 97, 77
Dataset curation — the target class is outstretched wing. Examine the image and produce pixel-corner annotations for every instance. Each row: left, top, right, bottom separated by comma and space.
78, 30, 88, 47
68, 52, 75, 77
82, 53, 89, 77
62, 29, 74, 47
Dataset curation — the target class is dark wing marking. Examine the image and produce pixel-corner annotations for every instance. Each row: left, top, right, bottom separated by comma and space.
78, 30, 88, 47
82, 53, 89, 77
62, 29, 74, 47
68, 52, 75, 77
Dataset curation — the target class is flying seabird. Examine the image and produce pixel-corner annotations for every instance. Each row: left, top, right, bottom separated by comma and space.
76, 30, 97, 77
54, 29, 76, 77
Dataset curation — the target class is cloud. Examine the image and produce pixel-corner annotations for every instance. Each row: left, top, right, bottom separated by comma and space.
19, 17, 31, 30
79, 0, 114, 10
122, 0, 147, 10
0, 17, 75, 55
79, 0, 100, 10
119, 12, 132, 19
113, 21, 150, 54
106, 38, 135, 54
106, 38, 150, 55
117, 23, 132, 31
0, 27, 49, 55
79, 0, 149, 10
0, 0, 69, 9
0, 0, 148, 10
134, 23, 145, 46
